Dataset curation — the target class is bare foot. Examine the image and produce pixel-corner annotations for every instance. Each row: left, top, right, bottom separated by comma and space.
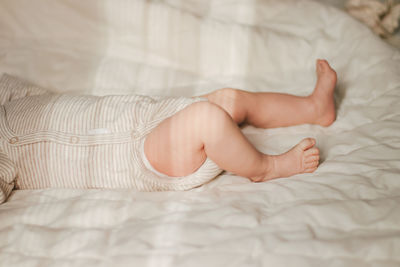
251, 138, 320, 182
309, 59, 337, 127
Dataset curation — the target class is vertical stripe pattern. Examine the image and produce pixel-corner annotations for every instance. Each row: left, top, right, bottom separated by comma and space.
0, 149, 16, 203
0, 74, 222, 200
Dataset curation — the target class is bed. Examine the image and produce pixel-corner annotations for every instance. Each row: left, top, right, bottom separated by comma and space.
0, 0, 399, 266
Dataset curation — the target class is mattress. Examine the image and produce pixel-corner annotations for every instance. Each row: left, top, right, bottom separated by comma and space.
0, 0, 400, 266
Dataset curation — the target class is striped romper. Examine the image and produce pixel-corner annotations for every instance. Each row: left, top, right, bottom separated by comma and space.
0, 74, 222, 203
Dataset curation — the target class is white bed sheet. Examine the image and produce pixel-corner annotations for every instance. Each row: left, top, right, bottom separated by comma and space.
0, 0, 400, 266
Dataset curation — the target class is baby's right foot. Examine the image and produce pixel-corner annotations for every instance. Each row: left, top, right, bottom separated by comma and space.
309, 59, 337, 127
252, 138, 320, 182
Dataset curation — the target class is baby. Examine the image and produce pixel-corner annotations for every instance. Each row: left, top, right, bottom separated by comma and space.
0, 59, 336, 203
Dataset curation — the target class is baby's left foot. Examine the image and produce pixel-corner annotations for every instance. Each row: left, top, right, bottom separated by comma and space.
251, 138, 320, 182
309, 59, 337, 126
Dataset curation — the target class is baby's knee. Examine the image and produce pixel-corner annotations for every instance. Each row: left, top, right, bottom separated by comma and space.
205, 88, 247, 124
210, 87, 242, 101
187, 101, 233, 128
191, 101, 231, 118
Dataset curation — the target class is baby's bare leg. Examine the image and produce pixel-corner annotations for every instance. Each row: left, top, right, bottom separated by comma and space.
203, 59, 337, 128
144, 101, 319, 182
144, 102, 265, 179
145, 59, 336, 182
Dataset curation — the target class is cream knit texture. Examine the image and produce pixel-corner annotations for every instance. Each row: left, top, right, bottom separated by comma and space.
0, 74, 222, 202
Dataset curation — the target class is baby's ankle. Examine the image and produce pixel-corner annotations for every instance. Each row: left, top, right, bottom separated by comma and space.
249, 155, 276, 182
307, 90, 336, 127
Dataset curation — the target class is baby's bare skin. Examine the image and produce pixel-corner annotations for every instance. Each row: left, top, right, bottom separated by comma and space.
144, 59, 337, 182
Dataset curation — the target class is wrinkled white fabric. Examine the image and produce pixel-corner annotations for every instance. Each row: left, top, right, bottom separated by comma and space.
0, 0, 399, 266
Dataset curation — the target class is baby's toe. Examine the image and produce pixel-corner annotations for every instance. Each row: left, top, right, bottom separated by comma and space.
305, 155, 319, 163
298, 138, 316, 151
305, 160, 319, 169
305, 147, 319, 156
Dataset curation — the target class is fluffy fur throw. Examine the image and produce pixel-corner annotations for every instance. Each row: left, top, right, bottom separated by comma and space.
346, 0, 400, 37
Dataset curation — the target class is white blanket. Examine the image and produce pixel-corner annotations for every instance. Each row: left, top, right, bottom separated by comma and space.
0, 0, 400, 266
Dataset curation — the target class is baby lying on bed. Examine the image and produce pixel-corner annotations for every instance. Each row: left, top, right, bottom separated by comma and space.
0, 59, 337, 203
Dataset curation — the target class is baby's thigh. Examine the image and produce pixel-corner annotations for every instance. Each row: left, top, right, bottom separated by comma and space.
143, 103, 208, 177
